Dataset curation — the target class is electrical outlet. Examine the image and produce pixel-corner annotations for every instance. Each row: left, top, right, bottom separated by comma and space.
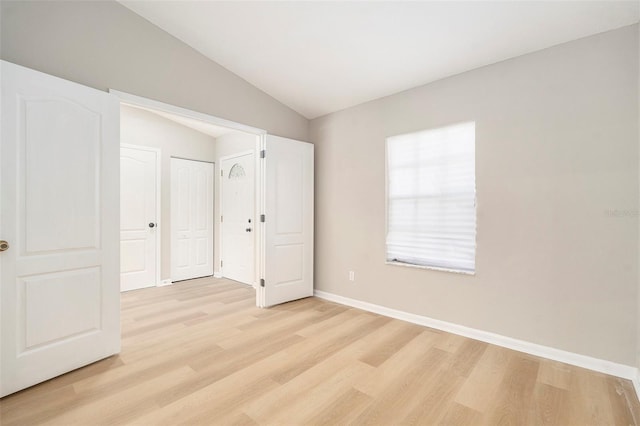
349, 270, 355, 281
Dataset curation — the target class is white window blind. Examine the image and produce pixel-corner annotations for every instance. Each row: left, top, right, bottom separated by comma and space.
386, 122, 476, 273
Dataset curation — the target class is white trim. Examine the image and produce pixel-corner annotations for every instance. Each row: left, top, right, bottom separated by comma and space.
110, 90, 267, 136
120, 143, 162, 288
314, 290, 638, 381
256, 134, 267, 308
253, 136, 262, 299
158, 279, 173, 287
633, 370, 640, 401
214, 272, 223, 278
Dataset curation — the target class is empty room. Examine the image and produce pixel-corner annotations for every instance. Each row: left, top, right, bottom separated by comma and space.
1, 0, 639, 425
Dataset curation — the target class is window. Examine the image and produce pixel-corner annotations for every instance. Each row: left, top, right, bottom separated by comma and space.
228, 163, 246, 179
386, 122, 476, 273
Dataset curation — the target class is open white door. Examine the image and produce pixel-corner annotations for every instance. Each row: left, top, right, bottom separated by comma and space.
258, 135, 314, 308
0, 61, 120, 397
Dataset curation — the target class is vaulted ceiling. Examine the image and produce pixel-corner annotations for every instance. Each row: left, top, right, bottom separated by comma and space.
119, 1, 639, 119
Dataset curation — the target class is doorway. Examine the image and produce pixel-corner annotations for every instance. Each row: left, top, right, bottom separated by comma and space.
112, 91, 314, 307
220, 151, 256, 285
0, 61, 314, 398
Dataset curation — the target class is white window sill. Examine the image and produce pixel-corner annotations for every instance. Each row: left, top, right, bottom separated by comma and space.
385, 260, 475, 276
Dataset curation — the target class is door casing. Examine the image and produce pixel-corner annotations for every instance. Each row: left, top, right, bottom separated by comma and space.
110, 90, 313, 308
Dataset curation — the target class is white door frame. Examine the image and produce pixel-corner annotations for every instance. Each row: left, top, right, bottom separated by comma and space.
110, 91, 316, 308
219, 150, 258, 287
120, 143, 162, 287
110, 90, 264, 286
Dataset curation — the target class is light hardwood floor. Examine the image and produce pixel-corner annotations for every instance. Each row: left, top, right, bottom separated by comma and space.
1, 277, 639, 425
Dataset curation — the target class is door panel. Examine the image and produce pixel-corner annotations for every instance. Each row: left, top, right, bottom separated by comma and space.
221, 153, 255, 285
22, 268, 101, 349
170, 158, 214, 281
120, 146, 159, 292
259, 135, 314, 307
0, 61, 120, 397
24, 99, 100, 253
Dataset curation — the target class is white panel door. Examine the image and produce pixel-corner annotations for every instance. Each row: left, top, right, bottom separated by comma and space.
170, 158, 214, 282
221, 152, 255, 285
120, 146, 159, 292
259, 135, 314, 307
0, 61, 120, 397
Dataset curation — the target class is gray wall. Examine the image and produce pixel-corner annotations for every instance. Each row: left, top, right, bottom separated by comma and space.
120, 105, 216, 281
310, 25, 639, 365
0, 0, 308, 141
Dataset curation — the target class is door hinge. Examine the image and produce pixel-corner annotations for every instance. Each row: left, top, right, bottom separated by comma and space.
221, 215, 223, 223
260, 278, 265, 287
221, 169, 223, 177
221, 260, 223, 267
260, 214, 265, 223
260, 150, 266, 159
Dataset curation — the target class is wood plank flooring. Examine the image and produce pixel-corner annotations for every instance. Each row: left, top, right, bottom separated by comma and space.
1, 277, 639, 425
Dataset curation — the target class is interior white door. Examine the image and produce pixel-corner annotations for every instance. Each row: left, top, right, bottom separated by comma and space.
258, 135, 314, 307
221, 152, 255, 285
120, 146, 159, 292
0, 61, 120, 397
170, 158, 214, 282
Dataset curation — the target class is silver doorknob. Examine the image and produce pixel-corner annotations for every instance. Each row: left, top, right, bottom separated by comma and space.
0, 240, 9, 252
246, 228, 252, 232
149, 223, 156, 228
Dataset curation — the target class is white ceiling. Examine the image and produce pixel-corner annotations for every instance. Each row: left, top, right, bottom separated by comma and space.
119, 1, 639, 119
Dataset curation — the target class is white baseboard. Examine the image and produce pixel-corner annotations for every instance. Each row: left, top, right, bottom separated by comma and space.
314, 290, 638, 382
633, 370, 640, 401
157, 279, 173, 287
214, 272, 223, 278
